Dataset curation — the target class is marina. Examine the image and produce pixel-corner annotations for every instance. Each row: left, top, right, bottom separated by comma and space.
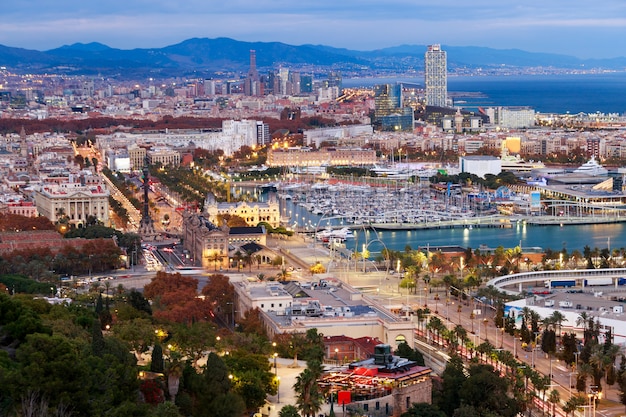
236, 179, 626, 254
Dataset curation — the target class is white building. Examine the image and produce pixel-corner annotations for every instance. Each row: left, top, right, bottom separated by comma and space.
304, 124, 373, 148
105, 149, 131, 172
459, 155, 502, 178
486, 107, 536, 129
94, 119, 270, 158
33, 174, 110, 226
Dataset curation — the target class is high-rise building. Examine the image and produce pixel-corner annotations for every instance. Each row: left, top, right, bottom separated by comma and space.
256, 121, 271, 146
328, 71, 342, 94
424, 44, 447, 108
300, 75, 313, 93
244, 50, 262, 96
289, 72, 301, 95
373, 84, 414, 131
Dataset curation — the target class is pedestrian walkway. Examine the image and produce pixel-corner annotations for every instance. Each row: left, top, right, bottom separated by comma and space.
262, 358, 306, 417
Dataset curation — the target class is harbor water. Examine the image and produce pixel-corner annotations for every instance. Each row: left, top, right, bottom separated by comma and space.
244, 183, 625, 255
280, 196, 623, 254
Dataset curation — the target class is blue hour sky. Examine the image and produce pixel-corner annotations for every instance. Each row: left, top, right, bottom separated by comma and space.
2, 1, 625, 59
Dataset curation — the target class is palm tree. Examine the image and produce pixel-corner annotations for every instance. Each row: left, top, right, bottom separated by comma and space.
548, 389, 560, 417
294, 362, 324, 417
428, 316, 446, 345
243, 249, 255, 272
576, 312, 590, 343
207, 251, 223, 271
532, 375, 551, 416
550, 311, 567, 339
498, 350, 516, 376
563, 395, 586, 417
476, 341, 494, 363
415, 308, 429, 335
276, 268, 290, 281
453, 324, 467, 350
570, 249, 583, 268
576, 362, 594, 393
603, 344, 620, 386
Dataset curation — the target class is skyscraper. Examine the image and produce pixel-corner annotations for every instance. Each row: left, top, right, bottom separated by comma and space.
424, 44, 447, 108
244, 50, 262, 96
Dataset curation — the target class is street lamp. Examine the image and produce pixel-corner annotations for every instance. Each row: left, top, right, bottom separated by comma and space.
588, 386, 601, 417
273, 352, 278, 374
335, 348, 339, 362
495, 326, 499, 348
272, 351, 279, 403
512, 332, 517, 358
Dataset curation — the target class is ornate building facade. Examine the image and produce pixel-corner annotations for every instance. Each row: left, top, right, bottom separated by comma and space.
182, 212, 230, 270
33, 174, 109, 226
204, 192, 280, 228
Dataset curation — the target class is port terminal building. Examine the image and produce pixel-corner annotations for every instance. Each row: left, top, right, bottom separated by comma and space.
488, 268, 626, 345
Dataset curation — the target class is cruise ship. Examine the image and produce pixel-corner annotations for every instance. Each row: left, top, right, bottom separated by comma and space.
572, 156, 608, 176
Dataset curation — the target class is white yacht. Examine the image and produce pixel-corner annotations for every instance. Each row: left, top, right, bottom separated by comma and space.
315, 227, 354, 242
572, 156, 608, 176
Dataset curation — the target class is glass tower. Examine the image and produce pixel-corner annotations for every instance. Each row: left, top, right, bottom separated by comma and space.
425, 44, 447, 107
374, 84, 414, 131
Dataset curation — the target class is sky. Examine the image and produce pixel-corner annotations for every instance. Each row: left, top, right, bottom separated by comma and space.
2, 1, 626, 59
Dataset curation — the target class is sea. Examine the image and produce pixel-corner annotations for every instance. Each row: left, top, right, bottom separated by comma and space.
343, 72, 626, 114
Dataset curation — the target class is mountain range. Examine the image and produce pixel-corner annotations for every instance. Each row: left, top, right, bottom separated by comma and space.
1, 37, 625, 78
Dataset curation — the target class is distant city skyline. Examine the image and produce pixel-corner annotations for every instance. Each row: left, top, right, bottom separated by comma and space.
1, 1, 625, 60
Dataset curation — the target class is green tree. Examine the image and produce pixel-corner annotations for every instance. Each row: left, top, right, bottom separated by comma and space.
170, 321, 216, 367
151, 343, 165, 373
128, 290, 152, 316
279, 404, 301, 417
458, 364, 519, 417
436, 354, 466, 416
402, 402, 446, 417
9, 332, 139, 416
223, 349, 276, 411
154, 401, 184, 417
92, 318, 105, 357
301, 328, 325, 363
193, 352, 246, 417
395, 341, 425, 366
111, 317, 155, 360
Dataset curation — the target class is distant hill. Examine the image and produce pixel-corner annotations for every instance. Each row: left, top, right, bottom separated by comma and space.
0, 37, 624, 78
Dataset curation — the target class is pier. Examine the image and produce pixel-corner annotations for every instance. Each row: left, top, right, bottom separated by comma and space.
295, 214, 626, 233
